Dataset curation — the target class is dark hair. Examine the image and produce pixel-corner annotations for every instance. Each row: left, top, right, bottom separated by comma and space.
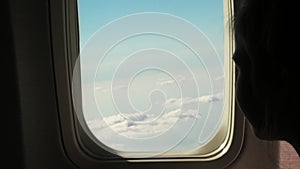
233, 0, 299, 139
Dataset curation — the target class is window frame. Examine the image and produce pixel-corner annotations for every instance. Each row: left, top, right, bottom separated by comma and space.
50, 0, 245, 168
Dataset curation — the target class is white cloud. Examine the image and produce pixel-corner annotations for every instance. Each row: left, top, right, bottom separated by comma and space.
88, 107, 200, 139
164, 92, 223, 108
197, 93, 222, 103
87, 92, 222, 140
164, 98, 182, 108
155, 75, 188, 86
95, 84, 127, 93
156, 79, 175, 86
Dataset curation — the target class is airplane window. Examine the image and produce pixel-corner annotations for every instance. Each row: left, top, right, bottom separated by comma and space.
73, 0, 235, 159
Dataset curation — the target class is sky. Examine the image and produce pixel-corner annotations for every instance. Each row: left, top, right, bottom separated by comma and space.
76, 0, 226, 157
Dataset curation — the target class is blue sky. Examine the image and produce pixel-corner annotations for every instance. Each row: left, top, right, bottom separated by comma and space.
77, 0, 225, 156
78, 0, 224, 51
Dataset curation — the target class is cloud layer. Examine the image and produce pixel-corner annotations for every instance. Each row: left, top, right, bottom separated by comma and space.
88, 108, 200, 138
87, 92, 223, 139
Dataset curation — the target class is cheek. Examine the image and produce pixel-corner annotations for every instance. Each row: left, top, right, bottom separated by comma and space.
233, 47, 267, 137
235, 68, 265, 132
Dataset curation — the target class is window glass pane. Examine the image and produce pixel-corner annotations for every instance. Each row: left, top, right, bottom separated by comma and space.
76, 0, 225, 157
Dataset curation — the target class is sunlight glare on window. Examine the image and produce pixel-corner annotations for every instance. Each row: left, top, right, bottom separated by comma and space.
75, 0, 226, 158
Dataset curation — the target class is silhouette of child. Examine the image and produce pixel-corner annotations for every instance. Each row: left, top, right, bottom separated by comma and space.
233, 0, 299, 156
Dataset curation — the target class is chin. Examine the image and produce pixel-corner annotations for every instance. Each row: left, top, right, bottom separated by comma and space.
250, 124, 279, 141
